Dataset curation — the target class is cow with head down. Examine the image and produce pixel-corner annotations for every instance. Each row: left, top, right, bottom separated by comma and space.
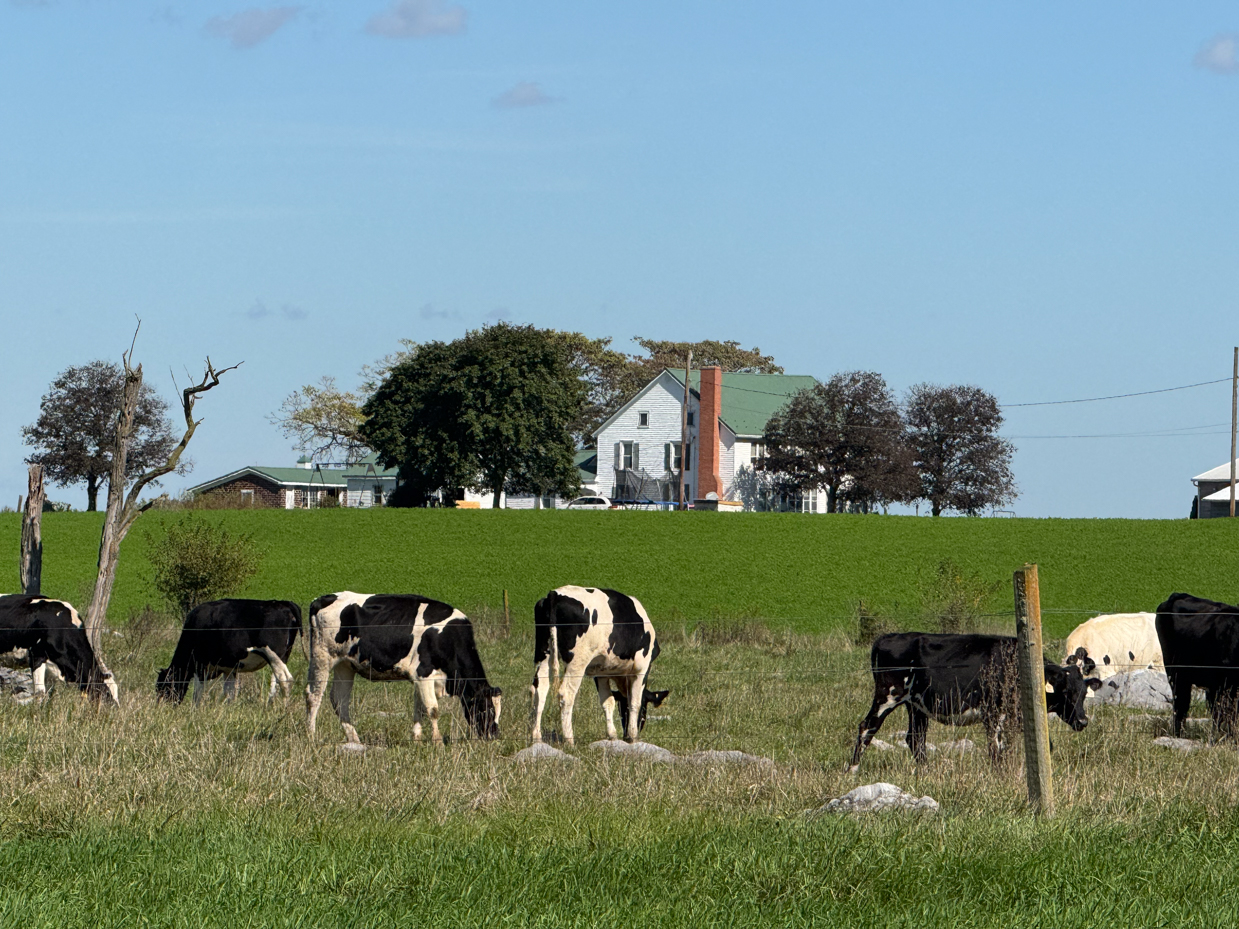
850, 631, 1100, 771
531, 586, 668, 747
0, 594, 118, 704
305, 592, 502, 745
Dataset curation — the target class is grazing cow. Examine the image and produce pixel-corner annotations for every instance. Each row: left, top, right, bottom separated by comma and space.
156, 599, 302, 703
531, 586, 668, 747
850, 632, 1101, 771
0, 595, 118, 704
1064, 612, 1163, 679
1155, 593, 1239, 738
305, 592, 501, 745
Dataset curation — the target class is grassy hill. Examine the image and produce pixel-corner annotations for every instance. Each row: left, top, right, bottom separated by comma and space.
4, 509, 1237, 637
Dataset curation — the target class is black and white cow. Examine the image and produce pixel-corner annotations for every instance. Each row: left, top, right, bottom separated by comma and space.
305, 592, 502, 745
0, 594, 118, 704
156, 598, 302, 703
1155, 592, 1239, 738
850, 632, 1100, 771
531, 586, 668, 747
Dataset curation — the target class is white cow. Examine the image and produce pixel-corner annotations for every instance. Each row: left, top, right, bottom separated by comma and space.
1064, 612, 1163, 679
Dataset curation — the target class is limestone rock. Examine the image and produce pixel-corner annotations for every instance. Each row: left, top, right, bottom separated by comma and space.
513, 742, 576, 763
681, 750, 775, 769
338, 742, 368, 754
590, 740, 675, 762
1153, 736, 1201, 753
1091, 671, 1172, 709
822, 782, 939, 814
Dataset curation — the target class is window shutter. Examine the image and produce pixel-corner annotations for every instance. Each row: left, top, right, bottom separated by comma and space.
632, 442, 640, 470
614, 442, 622, 469
664, 443, 671, 471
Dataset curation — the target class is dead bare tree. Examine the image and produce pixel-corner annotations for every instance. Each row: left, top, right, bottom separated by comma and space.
83, 330, 240, 651
19, 464, 46, 595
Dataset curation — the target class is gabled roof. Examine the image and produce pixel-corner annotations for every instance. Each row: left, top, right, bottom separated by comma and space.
591, 368, 818, 441
1194, 460, 1239, 482
189, 458, 398, 494
667, 369, 818, 438
575, 448, 598, 482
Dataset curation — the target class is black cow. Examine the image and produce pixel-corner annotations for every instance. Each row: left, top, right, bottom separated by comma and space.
156, 599, 302, 703
0, 595, 118, 704
305, 592, 502, 745
850, 632, 1100, 770
1155, 592, 1239, 738
531, 585, 668, 747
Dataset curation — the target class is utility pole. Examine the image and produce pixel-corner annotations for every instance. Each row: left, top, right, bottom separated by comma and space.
679, 350, 692, 510
1230, 347, 1237, 517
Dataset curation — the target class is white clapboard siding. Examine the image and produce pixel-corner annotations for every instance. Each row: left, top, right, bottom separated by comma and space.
595, 371, 692, 499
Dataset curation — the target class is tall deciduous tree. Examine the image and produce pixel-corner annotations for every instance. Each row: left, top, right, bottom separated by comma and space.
22, 360, 180, 510
761, 371, 911, 513
904, 383, 1016, 516
273, 376, 368, 464
361, 323, 585, 508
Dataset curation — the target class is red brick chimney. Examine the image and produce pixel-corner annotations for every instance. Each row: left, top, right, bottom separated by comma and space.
696, 366, 723, 499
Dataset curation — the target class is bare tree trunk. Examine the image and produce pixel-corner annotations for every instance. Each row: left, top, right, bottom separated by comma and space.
82, 326, 240, 654
85, 365, 141, 651
20, 464, 46, 595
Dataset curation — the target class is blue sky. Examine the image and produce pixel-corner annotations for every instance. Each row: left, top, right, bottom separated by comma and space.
2, 1, 1238, 517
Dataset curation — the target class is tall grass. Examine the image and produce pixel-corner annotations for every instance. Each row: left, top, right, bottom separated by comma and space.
0, 615, 1238, 924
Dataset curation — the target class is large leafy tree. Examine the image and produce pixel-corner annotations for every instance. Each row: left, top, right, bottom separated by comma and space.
22, 360, 179, 511
904, 383, 1016, 516
760, 371, 912, 513
361, 324, 586, 507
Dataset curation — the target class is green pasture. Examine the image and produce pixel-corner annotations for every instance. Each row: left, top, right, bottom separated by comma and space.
4, 509, 1239, 636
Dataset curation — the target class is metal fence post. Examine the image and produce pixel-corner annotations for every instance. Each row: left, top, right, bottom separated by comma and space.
1014, 563, 1054, 817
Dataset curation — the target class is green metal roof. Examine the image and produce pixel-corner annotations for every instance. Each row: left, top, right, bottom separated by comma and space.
190, 459, 398, 493
667, 370, 818, 438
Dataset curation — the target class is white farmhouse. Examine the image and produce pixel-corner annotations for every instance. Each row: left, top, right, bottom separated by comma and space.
587, 366, 826, 511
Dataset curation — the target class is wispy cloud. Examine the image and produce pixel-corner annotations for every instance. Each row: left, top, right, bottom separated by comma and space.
419, 303, 461, 320
1195, 33, 1239, 74
366, 0, 466, 38
485, 308, 510, 321
205, 7, 300, 49
247, 301, 308, 320
492, 82, 559, 109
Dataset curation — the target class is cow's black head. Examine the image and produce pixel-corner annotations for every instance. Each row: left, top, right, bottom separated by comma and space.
462, 684, 502, 740
1045, 659, 1102, 731
155, 667, 189, 704
614, 686, 670, 740
1068, 646, 1097, 676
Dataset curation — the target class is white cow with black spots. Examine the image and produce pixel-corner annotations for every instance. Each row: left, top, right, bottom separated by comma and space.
1063, 612, 1163, 679
530, 586, 668, 747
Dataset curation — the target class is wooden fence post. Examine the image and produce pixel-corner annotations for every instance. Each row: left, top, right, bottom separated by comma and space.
1014, 563, 1053, 817
502, 589, 511, 637
20, 465, 46, 596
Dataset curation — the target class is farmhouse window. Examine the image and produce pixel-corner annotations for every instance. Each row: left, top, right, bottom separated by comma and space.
664, 442, 685, 471
638, 411, 649, 428
240, 489, 254, 505
614, 442, 639, 471
686, 412, 695, 426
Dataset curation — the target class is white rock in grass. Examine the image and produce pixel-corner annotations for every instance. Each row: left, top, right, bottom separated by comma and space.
512, 743, 576, 763
1093, 671, 1173, 709
338, 742, 368, 754
1153, 736, 1202, 753
590, 740, 675, 762
822, 782, 939, 814
868, 739, 896, 752
682, 750, 776, 770
935, 738, 976, 755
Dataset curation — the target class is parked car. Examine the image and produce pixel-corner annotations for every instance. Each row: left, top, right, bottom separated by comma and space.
565, 496, 613, 510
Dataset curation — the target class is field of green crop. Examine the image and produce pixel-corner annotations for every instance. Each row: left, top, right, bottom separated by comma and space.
3, 510, 1239, 926
4, 509, 1239, 637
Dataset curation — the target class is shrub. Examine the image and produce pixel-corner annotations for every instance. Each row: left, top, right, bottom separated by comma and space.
146, 517, 263, 618
918, 558, 1002, 634
852, 598, 895, 646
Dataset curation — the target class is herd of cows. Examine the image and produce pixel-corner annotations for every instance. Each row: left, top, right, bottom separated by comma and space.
3, 587, 1239, 764
0, 586, 666, 747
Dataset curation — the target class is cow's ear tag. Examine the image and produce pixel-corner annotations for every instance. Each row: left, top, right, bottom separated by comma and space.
1044, 682, 1056, 695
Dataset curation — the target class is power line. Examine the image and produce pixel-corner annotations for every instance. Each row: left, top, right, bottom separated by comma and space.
1002, 378, 1231, 408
